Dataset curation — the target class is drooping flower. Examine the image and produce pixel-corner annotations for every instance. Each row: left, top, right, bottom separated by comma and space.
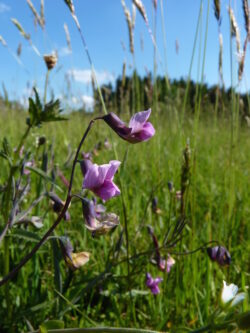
207, 246, 231, 266
48, 192, 70, 221
151, 197, 161, 214
103, 109, 155, 144
23, 160, 35, 175
60, 237, 90, 271
166, 255, 176, 273
146, 273, 163, 295
147, 226, 175, 273
82, 160, 121, 201
221, 280, 246, 307
82, 198, 119, 236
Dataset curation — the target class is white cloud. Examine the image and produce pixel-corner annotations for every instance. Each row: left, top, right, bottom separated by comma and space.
68, 69, 115, 85
81, 95, 94, 110
59, 46, 72, 57
0, 2, 10, 13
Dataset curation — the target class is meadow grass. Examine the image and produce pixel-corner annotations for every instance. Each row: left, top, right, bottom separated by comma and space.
0, 0, 250, 331
0, 106, 249, 331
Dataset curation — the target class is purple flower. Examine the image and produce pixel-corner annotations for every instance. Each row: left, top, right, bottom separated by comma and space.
82, 160, 121, 201
23, 160, 35, 175
103, 109, 155, 144
82, 198, 119, 236
146, 273, 163, 295
207, 246, 231, 266
48, 192, 70, 221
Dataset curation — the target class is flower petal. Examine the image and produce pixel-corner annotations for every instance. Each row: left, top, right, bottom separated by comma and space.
83, 163, 109, 189
221, 280, 238, 304
134, 122, 155, 142
105, 160, 121, 180
93, 180, 121, 201
129, 109, 151, 133
231, 292, 246, 307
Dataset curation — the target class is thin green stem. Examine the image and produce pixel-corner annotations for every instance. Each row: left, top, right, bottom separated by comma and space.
14, 125, 31, 161
180, 0, 203, 129
44, 70, 50, 105
160, 0, 170, 90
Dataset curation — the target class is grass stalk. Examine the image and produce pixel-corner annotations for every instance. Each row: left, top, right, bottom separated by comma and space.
180, 1, 203, 130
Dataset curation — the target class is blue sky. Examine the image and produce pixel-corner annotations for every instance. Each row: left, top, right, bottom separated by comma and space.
0, 0, 249, 110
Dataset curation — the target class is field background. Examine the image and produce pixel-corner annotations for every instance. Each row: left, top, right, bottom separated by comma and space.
0, 0, 250, 332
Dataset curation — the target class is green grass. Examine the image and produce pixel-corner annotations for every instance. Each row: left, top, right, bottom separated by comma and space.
0, 106, 249, 332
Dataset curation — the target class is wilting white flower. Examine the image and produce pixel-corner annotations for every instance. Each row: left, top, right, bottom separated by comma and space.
221, 280, 246, 307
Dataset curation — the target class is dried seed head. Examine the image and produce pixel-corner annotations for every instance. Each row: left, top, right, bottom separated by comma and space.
11, 18, 30, 40
122, 61, 126, 87
43, 53, 58, 70
175, 39, 179, 54
17, 43, 22, 57
132, 3, 136, 29
121, 0, 134, 54
0, 35, 7, 47
228, 6, 241, 53
242, 0, 250, 36
27, 0, 43, 29
40, 0, 45, 28
64, 0, 75, 14
64, 23, 72, 51
214, 0, 221, 23
238, 50, 245, 81
218, 33, 224, 84
133, 0, 148, 25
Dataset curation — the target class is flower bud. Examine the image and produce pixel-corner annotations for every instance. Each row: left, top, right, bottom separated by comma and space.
207, 246, 231, 266
43, 54, 57, 70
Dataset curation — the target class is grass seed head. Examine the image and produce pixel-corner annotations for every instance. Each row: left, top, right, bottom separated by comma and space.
11, 18, 31, 40
40, 0, 45, 28
218, 33, 224, 84
133, 0, 148, 25
213, 0, 221, 23
242, 0, 250, 36
121, 0, 134, 54
0, 35, 7, 47
228, 7, 241, 53
64, 23, 72, 51
27, 0, 43, 29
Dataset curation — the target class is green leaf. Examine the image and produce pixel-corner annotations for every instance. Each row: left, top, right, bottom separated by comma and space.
40, 320, 64, 330
27, 88, 67, 127
11, 229, 41, 242
26, 166, 62, 192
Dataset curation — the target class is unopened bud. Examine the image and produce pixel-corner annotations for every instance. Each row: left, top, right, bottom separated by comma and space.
43, 54, 57, 70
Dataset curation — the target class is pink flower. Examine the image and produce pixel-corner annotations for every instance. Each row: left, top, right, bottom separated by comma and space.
146, 273, 163, 295
103, 109, 155, 143
82, 160, 121, 201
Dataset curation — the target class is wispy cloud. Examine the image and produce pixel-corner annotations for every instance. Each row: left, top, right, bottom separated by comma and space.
59, 46, 72, 57
81, 95, 94, 110
68, 95, 95, 110
68, 69, 115, 85
0, 2, 10, 13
